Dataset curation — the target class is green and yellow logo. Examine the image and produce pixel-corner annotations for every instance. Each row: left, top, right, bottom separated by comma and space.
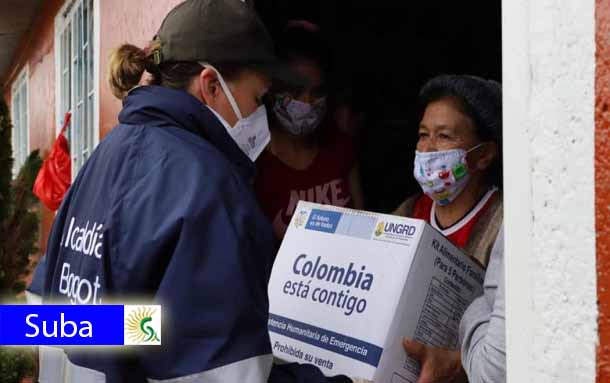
294, 210, 309, 228
375, 222, 384, 237
125, 305, 161, 345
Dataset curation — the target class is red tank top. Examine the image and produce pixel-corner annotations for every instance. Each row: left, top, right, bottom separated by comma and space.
255, 129, 355, 240
412, 188, 498, 249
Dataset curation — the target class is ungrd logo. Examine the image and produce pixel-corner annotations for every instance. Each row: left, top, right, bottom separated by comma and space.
375, 221, 417, 238
124, 305, 161, 345
384, 222, 417, 236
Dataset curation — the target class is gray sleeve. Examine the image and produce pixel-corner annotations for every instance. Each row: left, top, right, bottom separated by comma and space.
459, 227, 506, 383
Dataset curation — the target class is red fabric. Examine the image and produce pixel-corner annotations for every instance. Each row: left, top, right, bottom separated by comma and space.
412, 192, 497, 249
33, 113, 72, 211
255, 129, 355, 240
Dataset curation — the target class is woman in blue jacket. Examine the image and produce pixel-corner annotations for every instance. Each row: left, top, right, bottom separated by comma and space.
26, 1, 333, 382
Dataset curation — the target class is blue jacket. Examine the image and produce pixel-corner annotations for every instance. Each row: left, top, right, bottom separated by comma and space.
29, 86, 276, 382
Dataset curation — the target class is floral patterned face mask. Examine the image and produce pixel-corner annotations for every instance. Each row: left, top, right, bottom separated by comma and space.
413, 144, 484, 206
272, 95, 327, 137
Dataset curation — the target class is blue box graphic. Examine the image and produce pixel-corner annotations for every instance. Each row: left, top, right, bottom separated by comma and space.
0, 305, 124, 345
305, 209, 343, 234
268, 313, 383, 367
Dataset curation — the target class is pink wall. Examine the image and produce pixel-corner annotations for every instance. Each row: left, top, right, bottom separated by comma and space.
2, 0, 65, 258
99, 0, 183, 137
2, 0, 184, 259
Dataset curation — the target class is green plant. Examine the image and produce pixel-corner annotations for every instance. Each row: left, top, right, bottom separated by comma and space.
0, 99, 41, 381
0, 348, 36, 383
0, 100, 42, 296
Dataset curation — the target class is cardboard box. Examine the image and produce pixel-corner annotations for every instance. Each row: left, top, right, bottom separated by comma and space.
267, 201, 485, 383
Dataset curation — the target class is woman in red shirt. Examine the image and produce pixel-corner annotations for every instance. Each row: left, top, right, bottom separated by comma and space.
394, 75, 503, 268
255, 23, 364, 242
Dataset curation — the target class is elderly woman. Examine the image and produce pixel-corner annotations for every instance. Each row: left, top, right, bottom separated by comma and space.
401, 75, 504, 383
394, 74, 502, 268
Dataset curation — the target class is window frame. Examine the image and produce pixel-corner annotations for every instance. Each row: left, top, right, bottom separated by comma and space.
54, 0, 100, 179
10, 66, 30, 178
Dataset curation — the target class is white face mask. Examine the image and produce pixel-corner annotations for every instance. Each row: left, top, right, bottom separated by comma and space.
272, 95, 327, 136
200, 63, 270, 162
413, 144, 484, 206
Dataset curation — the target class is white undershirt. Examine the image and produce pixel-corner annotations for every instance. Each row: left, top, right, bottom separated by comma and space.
431, 187, 499, 236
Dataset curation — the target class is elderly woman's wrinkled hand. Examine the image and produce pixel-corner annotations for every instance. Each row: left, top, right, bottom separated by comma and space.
402, 338, 467, 383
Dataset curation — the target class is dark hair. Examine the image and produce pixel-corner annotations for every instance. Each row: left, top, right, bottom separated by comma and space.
418, 74, 503, 188
108, 42, 249, 100
275, 23, 330, 76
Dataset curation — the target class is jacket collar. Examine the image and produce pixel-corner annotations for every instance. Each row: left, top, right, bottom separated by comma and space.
119, 85, 255, 180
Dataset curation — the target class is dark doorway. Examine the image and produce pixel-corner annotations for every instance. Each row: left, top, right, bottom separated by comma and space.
255, 0, 502, 213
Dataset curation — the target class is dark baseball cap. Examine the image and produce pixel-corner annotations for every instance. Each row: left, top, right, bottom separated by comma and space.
153, 0, 305, 86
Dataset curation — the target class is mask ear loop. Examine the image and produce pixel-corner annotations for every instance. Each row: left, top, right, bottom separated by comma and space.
199, 62, 243, 120
466, 142, 486, 154
464, 142, 488, 170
